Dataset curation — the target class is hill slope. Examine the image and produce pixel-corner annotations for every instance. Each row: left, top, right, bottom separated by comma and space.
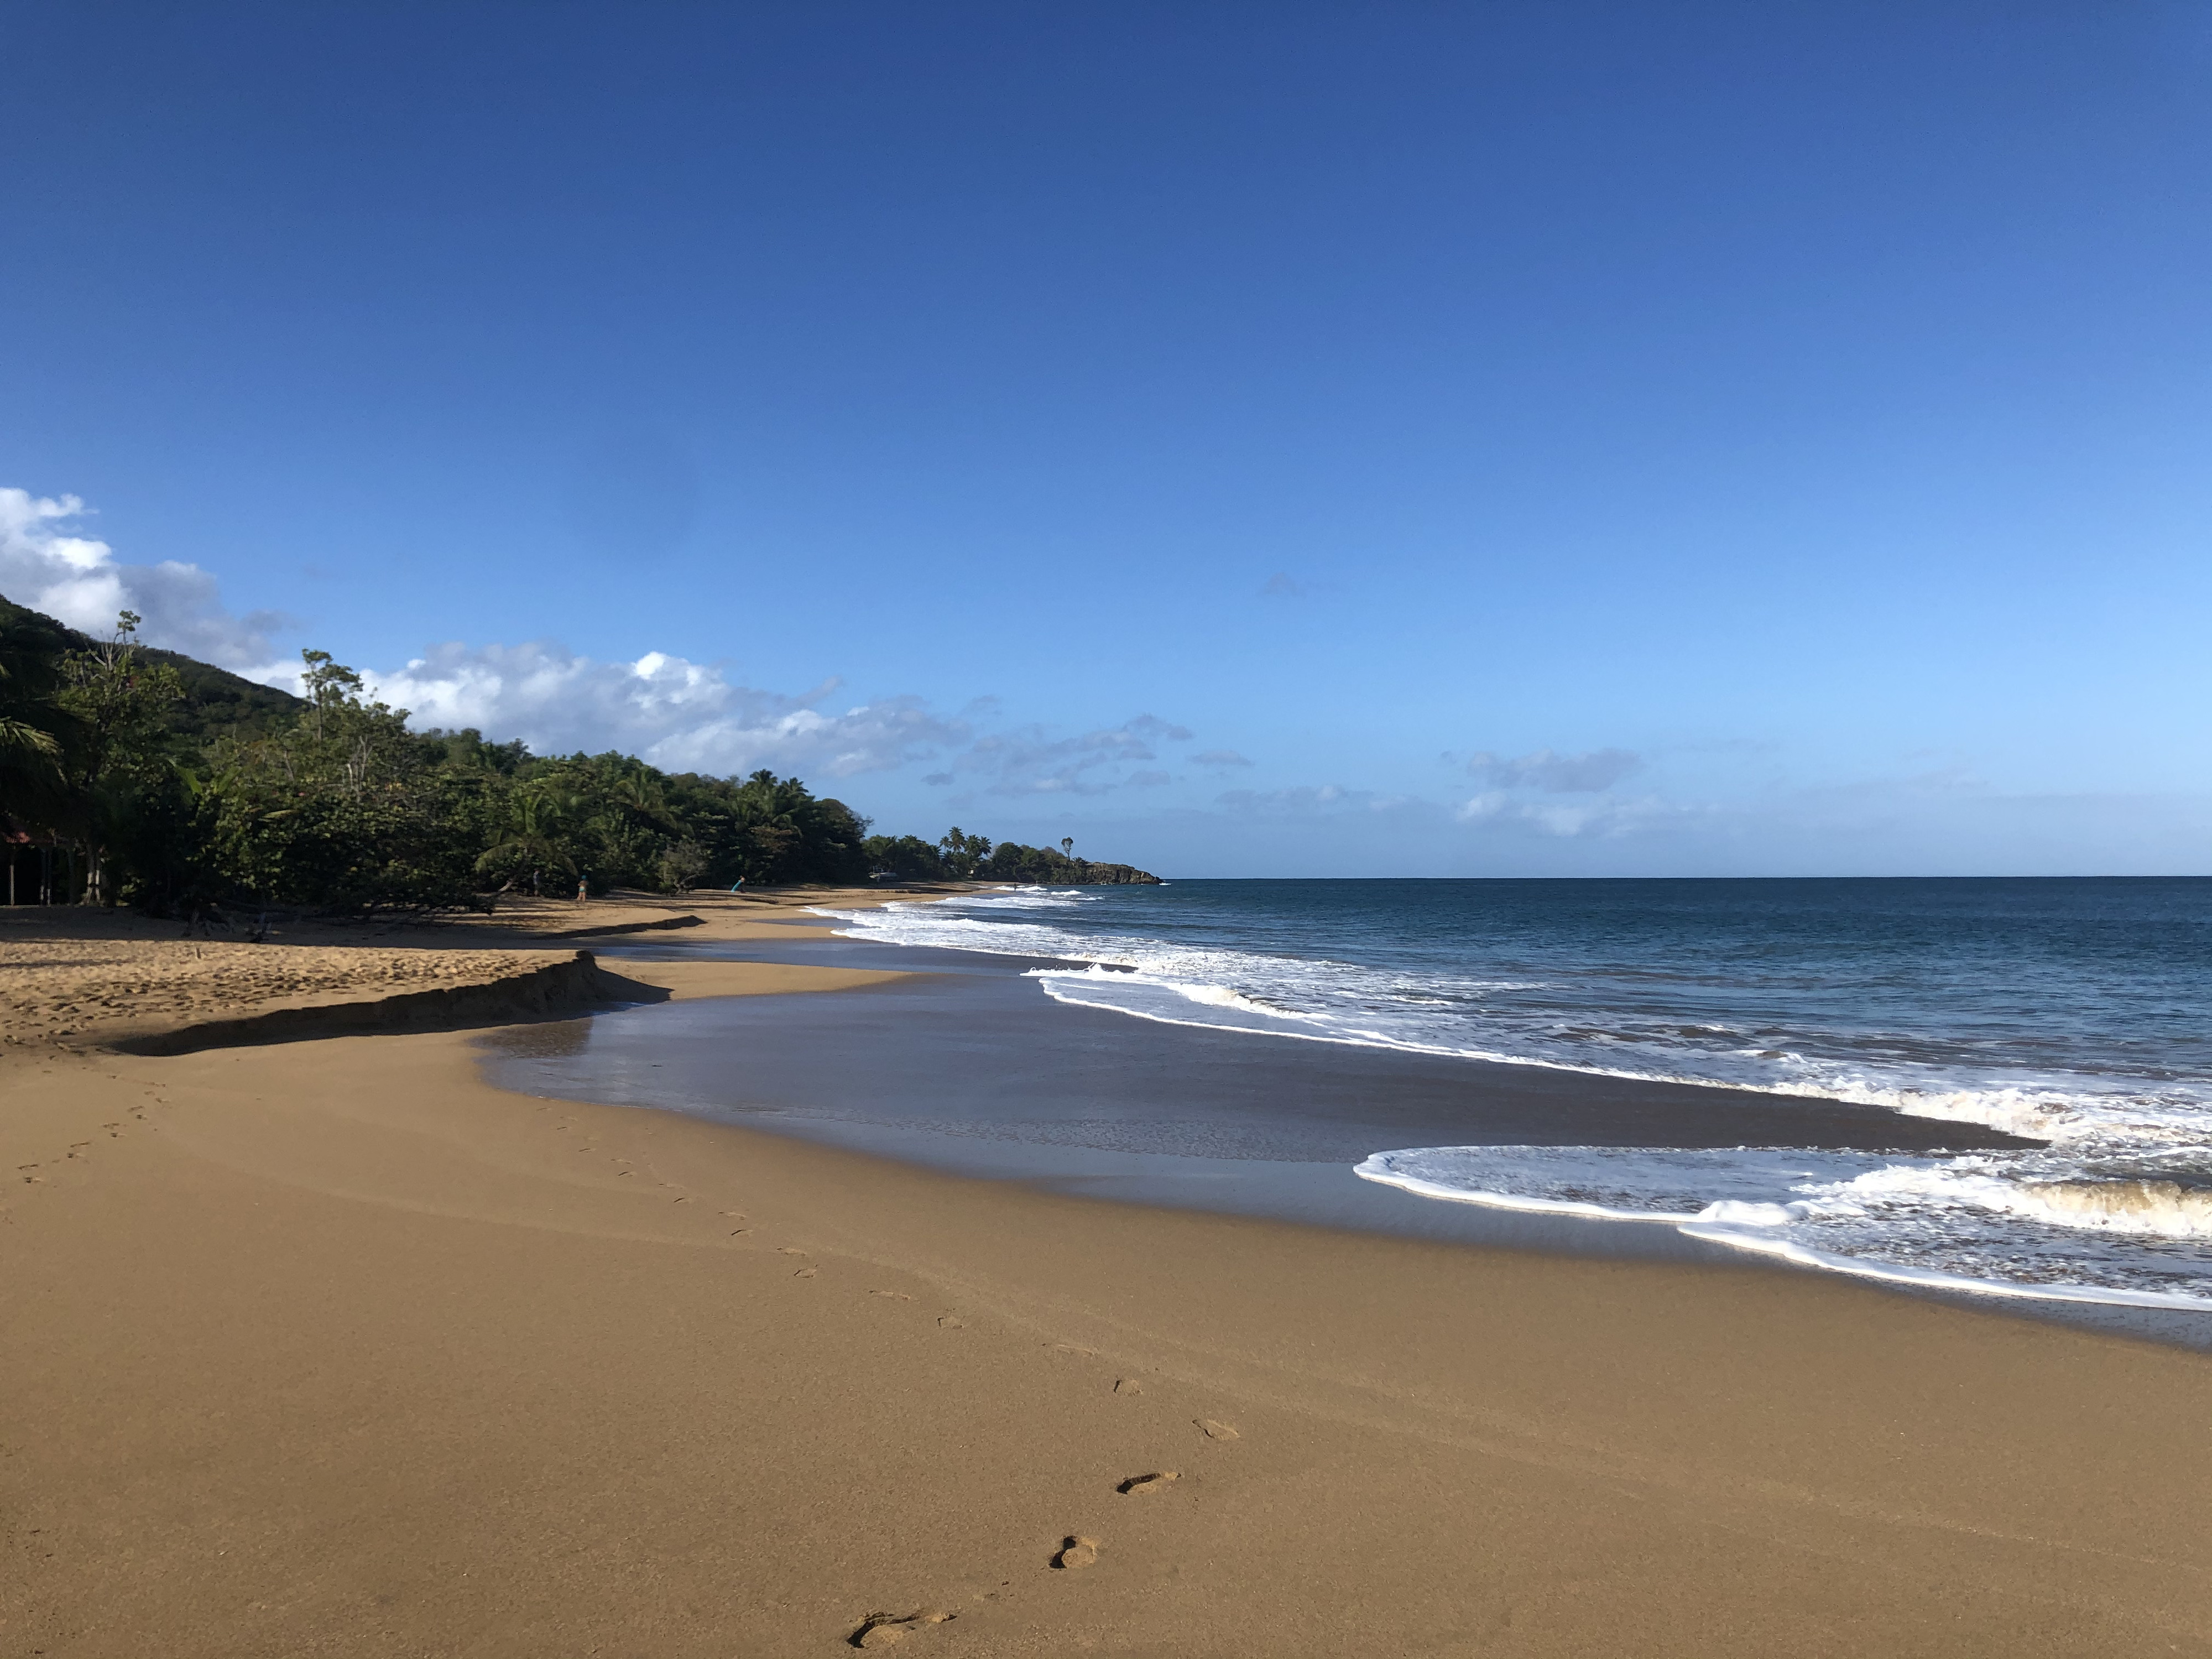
0, 594, 302, 742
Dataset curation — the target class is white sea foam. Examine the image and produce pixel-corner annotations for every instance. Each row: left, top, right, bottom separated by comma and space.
1355, 1146, 2212, 1310
1797, 1162, 2212, 1240
1028, 966, 2131, 1145
1670, 1223, 2212, 1311
811, 894, 2191, 1146
1350, 1160, 1697, 1225
818, 886, 2212, 1308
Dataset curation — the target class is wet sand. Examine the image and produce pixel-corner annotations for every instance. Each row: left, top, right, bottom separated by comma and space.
4, 892, 2210, 1655
523, 938, 2041, 1159
487, 949, 2093, 1298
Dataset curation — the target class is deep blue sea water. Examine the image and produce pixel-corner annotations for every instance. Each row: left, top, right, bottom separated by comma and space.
818, 878, 2212, 1310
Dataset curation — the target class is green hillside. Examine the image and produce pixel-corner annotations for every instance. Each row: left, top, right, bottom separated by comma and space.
0, 594, 1154, 912
0, 594, 302, 742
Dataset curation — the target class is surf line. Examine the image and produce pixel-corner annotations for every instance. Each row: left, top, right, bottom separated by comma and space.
1353, 1157, 2212, 1313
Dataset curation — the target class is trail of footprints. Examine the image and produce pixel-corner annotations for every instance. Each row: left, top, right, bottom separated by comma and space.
14, 1078, 168, 1187
846, 1357, 1245, 1650
21, 1086, 1230, 1652
524, 1107, 1249, 1655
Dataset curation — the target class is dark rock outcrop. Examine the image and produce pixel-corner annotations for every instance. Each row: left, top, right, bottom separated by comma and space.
1064, 862, 1162, 885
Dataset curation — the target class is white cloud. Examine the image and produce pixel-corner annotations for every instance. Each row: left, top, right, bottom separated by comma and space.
1204, 778, 1669, 834
0, 487, 287, 666
1, 484, 981, 781
5, 484, 1231, 795
1217, 784, 1350, 813
1191, 748, 1254, 771
1455, 790, 1679, 837
1463, 747, 1644, 792
961, 713, 1197, 796
258, 639, 968, 780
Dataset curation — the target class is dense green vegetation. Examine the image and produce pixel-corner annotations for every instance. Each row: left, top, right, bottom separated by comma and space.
1, 597, 1153, 914
0, 593, 304, 743
859, 828, 1152, 886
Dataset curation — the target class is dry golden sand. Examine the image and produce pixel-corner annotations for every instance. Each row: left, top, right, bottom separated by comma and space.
0, 936, 567, 1047
2, 891, 2209, 1656
0, 886, 861, 1047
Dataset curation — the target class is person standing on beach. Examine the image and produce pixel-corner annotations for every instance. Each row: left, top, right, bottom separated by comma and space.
575, 877, 587, 902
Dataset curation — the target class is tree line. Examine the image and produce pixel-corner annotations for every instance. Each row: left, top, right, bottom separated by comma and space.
859, 827, 1149, 885
0, 596, 1151, 913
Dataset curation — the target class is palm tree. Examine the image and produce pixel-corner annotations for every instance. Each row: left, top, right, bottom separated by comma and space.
612, 764, 672, 829
0, 706, 60, 769
0, 633, 75, 855
732, 769, 819, 883
0, 636, 63, 766
476, 784, 577, 897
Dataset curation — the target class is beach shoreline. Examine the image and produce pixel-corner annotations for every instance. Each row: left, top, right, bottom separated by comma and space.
4, 890, 2210, 1655
489, 942, 2212, 1350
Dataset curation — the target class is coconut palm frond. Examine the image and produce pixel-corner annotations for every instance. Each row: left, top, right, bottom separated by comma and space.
0, 714, 62, 761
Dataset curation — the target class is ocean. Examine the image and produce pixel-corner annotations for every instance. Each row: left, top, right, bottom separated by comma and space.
815, 878, 2212, 1312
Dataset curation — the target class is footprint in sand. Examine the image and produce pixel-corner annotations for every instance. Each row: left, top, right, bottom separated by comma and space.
793, 1267, 819, 1279
778, 1246, 810, 1257
1052, 1536, 1100, 1571
849, 1609, 953, 1648
1197, 1419, 1240, 1442
868, 1290, 914, 1301
1045, 1342, 1096, 1358
1116, 1472, 1179, 1495
1113, 1378, 1143, 1395
729, 1228, 753, 1237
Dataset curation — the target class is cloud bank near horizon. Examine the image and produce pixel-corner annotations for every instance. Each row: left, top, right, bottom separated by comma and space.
14, 484, 2180, 872
0, 485, 1984, 843
1462, 746, 1645, 794
327, 642, 973, 780
0, 488, 288, 666
0, 484, 1193, 789
265, 645, 1212, 792
0, 491, 1901, 841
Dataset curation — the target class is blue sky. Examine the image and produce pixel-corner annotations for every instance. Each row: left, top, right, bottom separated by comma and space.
3, 2, 2206, 875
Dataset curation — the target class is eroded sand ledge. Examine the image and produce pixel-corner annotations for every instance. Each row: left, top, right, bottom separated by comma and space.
3, 891, 2209, 1656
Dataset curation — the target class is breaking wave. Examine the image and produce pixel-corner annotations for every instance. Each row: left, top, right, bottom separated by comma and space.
817, 880, 2212, 1308
1354, 1145, 2212, 1310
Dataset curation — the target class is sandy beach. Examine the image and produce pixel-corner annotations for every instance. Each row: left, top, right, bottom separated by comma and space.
4, 891, 2209, 1656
